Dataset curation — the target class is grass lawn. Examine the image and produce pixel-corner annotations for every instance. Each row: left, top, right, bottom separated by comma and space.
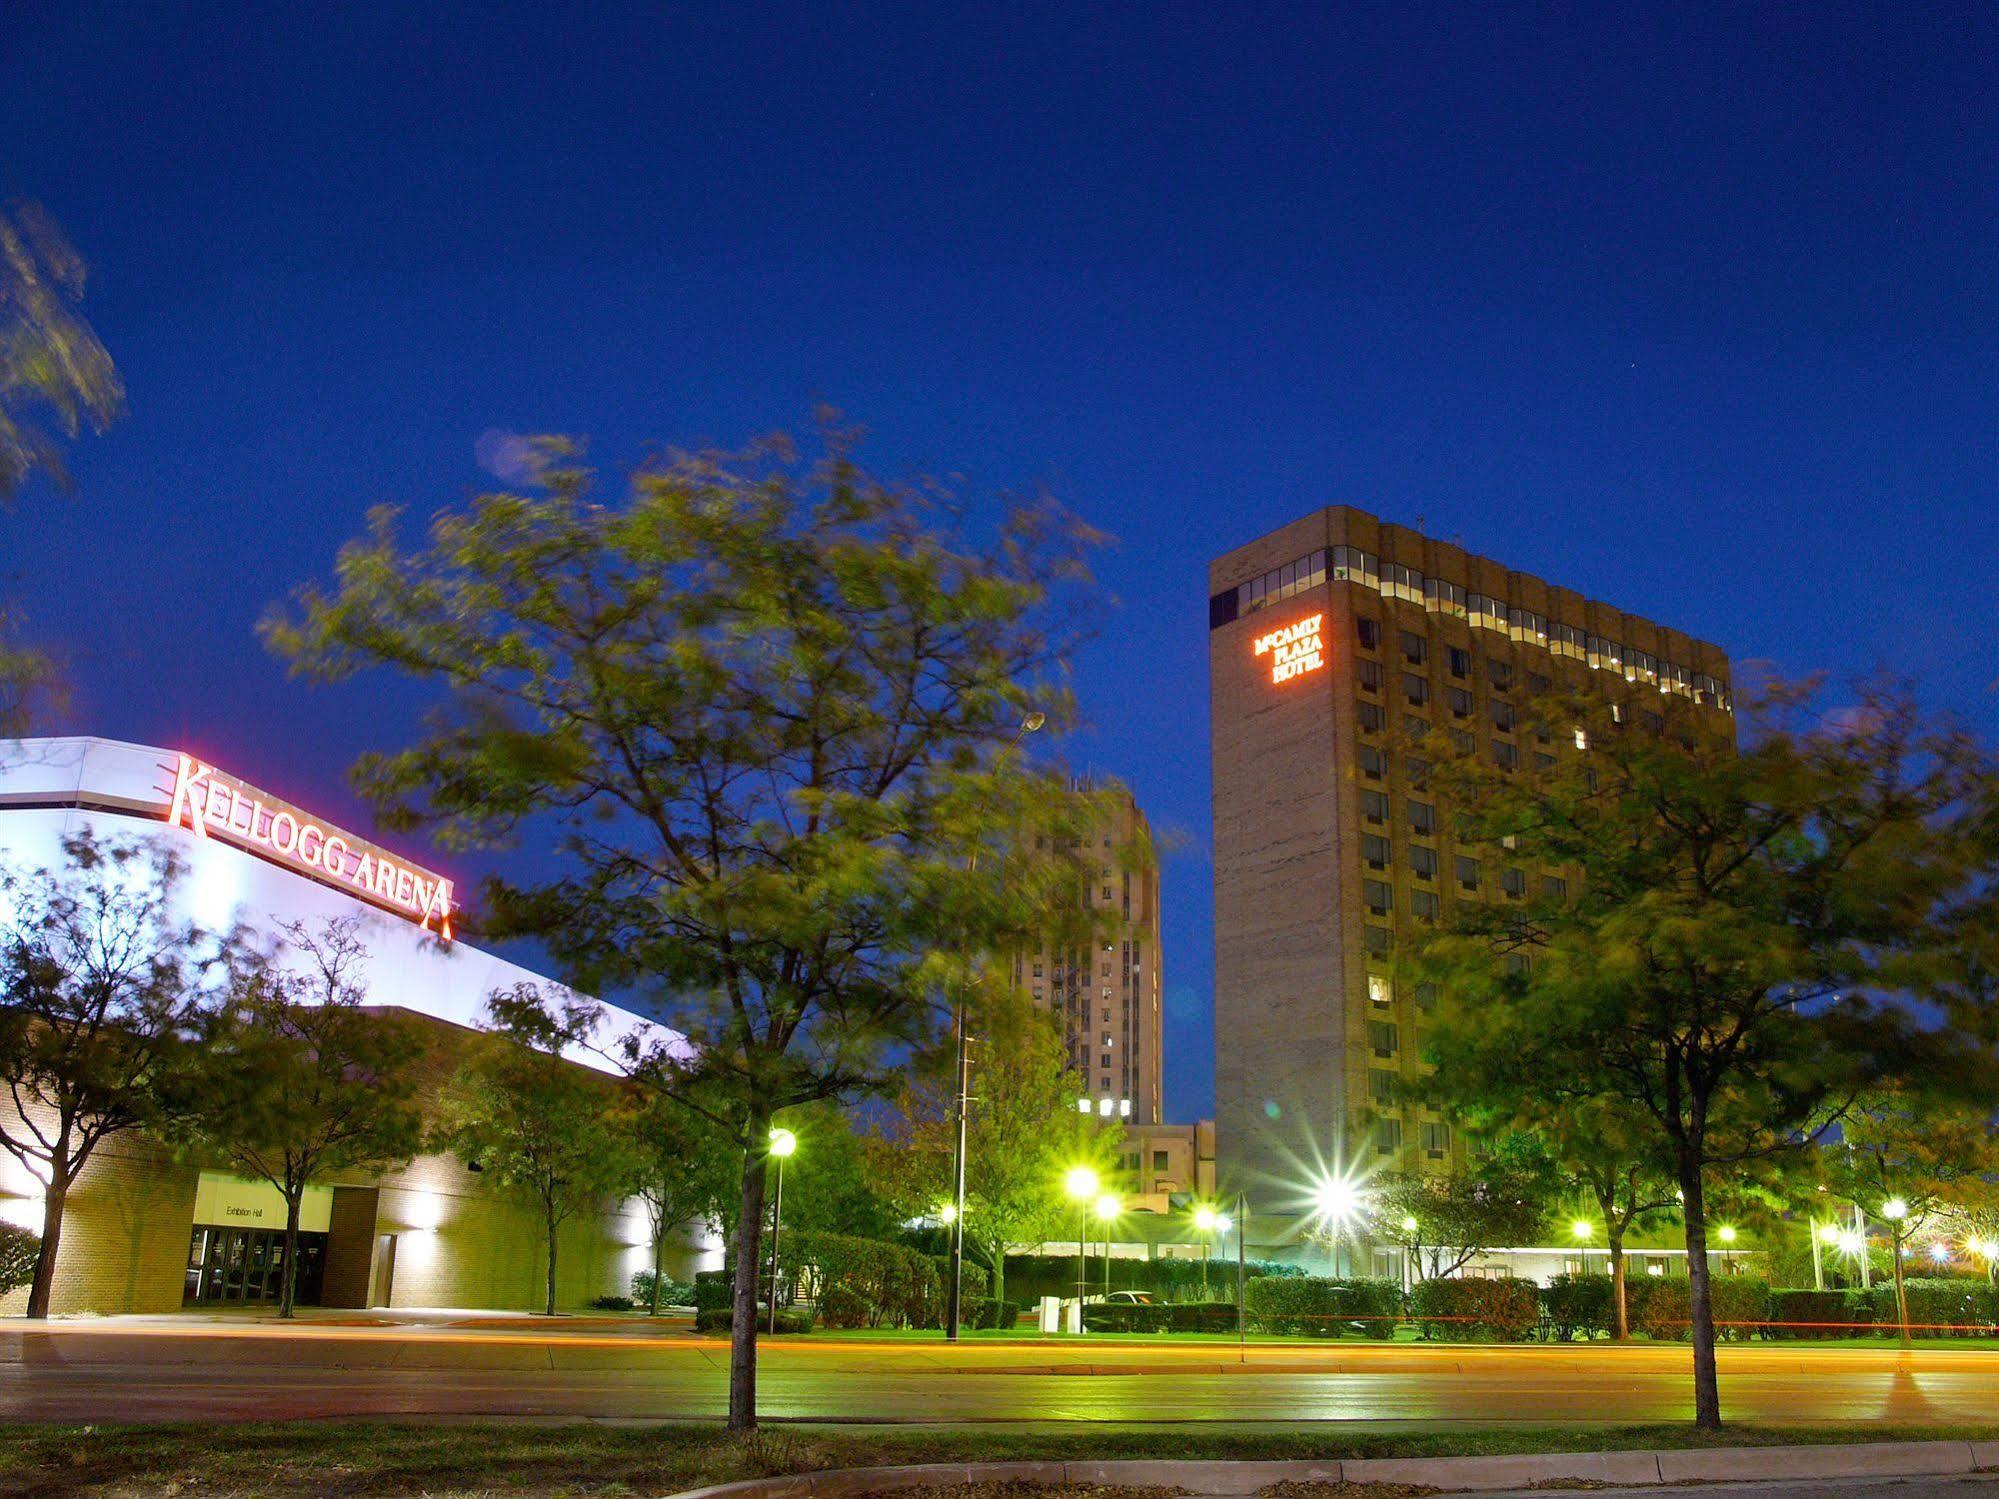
7, 1420, 1999, 1498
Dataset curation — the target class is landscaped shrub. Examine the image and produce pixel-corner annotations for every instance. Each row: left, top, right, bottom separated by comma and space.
774, 1232, 985, 1329
972, 1298, 1022, 1330
1243, 1276, 1399, 1337
0, 1224, 38, 1297
1081, 1302, 1172, 1333
695, 1305, 816, 1335
1000, 1253, 1300, 1306
1540, 1274, 1614, 1341
1166, 1300, 1239, 1333
630, 1270, 695, 1309
1869, 1278, 1994, 1337
692, 1269, 733, 1312
589, 1294, 636, 1312
816, 1284, 870, 1329
1408, 1278, 1538, 1341
1766, 1288, 1873, 1339
1628, 1277, 1769, 1340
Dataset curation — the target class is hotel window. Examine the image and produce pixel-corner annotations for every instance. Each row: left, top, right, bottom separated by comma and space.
1356, 615, 1381, 650
1489, 700, 1515, 733
1333, 546, 1380, 586
1411, 890, 1440, 922
1405, 755, 1431, 787
1552, 622, 1587, 660
1447, 646, 1470, 679
1363, 879, 1393, 916
1400, 630, 1427, 665
1527, 671, 1551, 695
1510, 608, 1549, 647
1469, 593, 1507, 632
1403, 673, 1430, 707
1368, 973, 1392, 1008
1425, 578, 1468, 618
1446, 686, 1472, 718
1588, 635, 1623, 674
1153, 1150, 1170, 1172
1375, 1117, 1403, 1155
1488, 658, 1513, 690
1629, 648, 1659, 686
1421, 1121, 1452, 1159
1362, 833, 1391, 870
1402, 714, 1429, 739
1455, 855, 1480, 891
1357, 744, 1385, 779
1501, 867, 1526, 898
1542, 874, 1569, 902
1491, 741, 1519, 770
1369, 1068, 1398, 1105
1357, 701, 1385, 733
1640, 708, 1664, 734
1382, 562, 1425, 604
1357, 657, 1382, 692
1414, 981, 1439, 1012
1369, 1020, 1399, 1058
1409, 799, 1436, 835
1409, 844, 1438, 881
1365, 925, 1392, 957
1533, 751, 1555, 770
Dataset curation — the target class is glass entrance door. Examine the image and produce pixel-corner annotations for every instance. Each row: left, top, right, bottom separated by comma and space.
184, 1227, 328, 1306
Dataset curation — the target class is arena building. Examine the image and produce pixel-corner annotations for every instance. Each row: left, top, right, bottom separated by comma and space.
0, 736, 716, 1316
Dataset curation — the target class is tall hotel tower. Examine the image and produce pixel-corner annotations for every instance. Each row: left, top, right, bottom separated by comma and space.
1207, 508, 1733, 1210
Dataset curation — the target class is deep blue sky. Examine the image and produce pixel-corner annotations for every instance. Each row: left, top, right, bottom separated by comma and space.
7, 4, 1998, 1122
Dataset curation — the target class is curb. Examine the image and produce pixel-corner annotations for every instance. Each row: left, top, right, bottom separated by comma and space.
666, 1439, 1999, 1497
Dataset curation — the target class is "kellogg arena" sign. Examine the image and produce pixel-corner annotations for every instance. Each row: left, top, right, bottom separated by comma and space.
163, 753, 455, 940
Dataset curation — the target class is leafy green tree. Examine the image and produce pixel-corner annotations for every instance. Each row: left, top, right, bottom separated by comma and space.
0, 832, 244, 1317
616, 1088, 739, 1315
1373, 1137, 1556, 1281
437, 989, 633, 1316
0, 201, 125, 733
1830, 1091, 1999, 1341
1415, 683, 1997, 1427
882, 995, 1120, 1308
264, 425, 1123, 1427
181, 918, 427, 1317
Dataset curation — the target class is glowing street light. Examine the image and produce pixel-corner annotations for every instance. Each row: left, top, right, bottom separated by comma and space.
1193, 1205, 1222, 1297
1882, 1198, 1908, 1222
1929, 1242, 1952, 1266
1717, 1224, 1738, 1273
1400, 1214, 1419, 1235
935, 1202, 957, 1226
766, 1126, 798, 1334
1817, 1222, 1842, 1245
1312, 1173, 1365, 1277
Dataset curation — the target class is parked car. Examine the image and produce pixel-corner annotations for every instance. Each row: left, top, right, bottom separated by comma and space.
1103, 1290, 1156, 1306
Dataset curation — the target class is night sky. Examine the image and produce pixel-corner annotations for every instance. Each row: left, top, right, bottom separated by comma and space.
7, 5, 1998, 1122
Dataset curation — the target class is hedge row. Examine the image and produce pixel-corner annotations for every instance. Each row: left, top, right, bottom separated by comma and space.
694, 1305, 816, 1335
1001, 1253, 1300, 1306
1081, 1300, 1239, 1334
1243, 1277, 1400, 1338
1533, 1276, 1999, 1341
1409, 1276, 1540, 1341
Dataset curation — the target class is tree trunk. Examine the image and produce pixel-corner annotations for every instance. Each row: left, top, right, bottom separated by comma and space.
728, 1134, 769, 1431
1608, 1228, 1629, 1342
544, 1197, 559, 1317
279, 1188, 302, 1320
1891, 1226, 1910, 1346
989, 1242, 1006, 1314
1678, 1150, 1722, 1429
650, 1221, 666, 1316
24, 1168, 68, 1321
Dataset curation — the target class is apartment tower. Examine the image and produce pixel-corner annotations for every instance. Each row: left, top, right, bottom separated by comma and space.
1207, 507, 1732, 1211
1012, 780, 1164, 1127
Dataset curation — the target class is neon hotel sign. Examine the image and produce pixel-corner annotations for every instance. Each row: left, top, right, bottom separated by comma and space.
164, 754, 455, 940
1253, 613, 1326, 685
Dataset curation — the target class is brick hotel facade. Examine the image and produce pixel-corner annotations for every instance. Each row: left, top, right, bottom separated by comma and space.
1208, 508, 1733, 1239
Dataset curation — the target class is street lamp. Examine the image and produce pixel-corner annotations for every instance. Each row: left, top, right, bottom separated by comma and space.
1193, 1205, 1219, 1299
1813, 1221, 1841, 1291
766, 1127, 797, 1334
1571, 1218, 1595, 1277
1716, 1224, 1737, 1275
946, 709, 1044, 1343
1065, 1166, 1100, 1319
1312, 1174, 1364, 1277
1094, 1193, 1121, 1301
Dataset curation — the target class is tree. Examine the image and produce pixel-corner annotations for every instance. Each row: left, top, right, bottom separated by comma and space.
1373, 1138, 1556, 1281
616, 1087, 738, 1315
264, 424, 1124, 1426
881, 995, 1120, 1308
1, 201, 125, 733
0, 831, 244, 1317
181, 918, 427, 1317
1830, 1091, 1999, 1342
1415, 683, 1997, 1427
437, 989, 632, 1316
0, 201, 123, 500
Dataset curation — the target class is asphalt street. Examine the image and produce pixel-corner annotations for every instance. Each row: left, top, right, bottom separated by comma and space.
4, 1317, 1999, 1426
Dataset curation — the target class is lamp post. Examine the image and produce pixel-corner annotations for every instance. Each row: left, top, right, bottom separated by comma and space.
765, 1127, 797, 1334
946, 710, 1044, 1343
1234, 1191, 1249, 1362
1570, 1218, 1595, 1279
1193, 1206, 1219, 1299
1717, 1224, 1737, 1275
1094, 1193, 1121, 1302
1064, 1166, 1099, 1327
1813, 1221, 1839, 1291
1882, 1197, 1910, 1344
1313, 1175, 1362, 1278
1400, 1213, 1419, 1294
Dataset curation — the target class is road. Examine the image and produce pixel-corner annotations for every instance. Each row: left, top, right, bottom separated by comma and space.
4, 1317, 1999, 1425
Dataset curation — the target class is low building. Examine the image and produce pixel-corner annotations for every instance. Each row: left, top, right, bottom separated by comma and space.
0, 736, 717, 1315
